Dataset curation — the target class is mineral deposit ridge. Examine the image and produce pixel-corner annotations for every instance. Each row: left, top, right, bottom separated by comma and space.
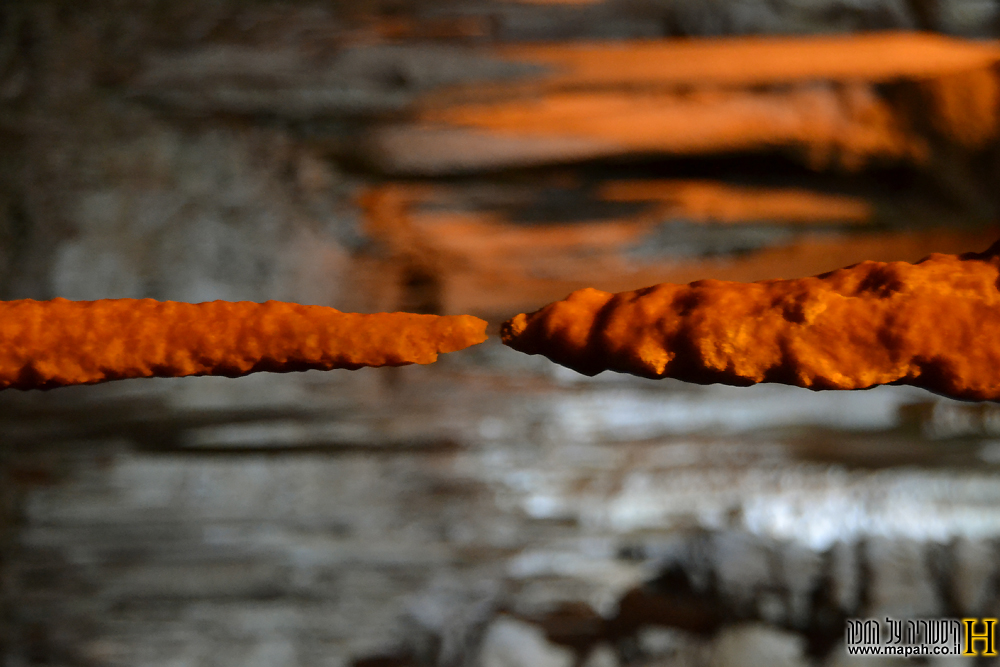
502, 240, 1000, 402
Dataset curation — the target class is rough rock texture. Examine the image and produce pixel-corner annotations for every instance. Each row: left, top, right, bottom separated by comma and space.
0, 299, 486, 390
502, 242, 1000, 401
3, 2, 1000, 667
8, 368, 1000, 666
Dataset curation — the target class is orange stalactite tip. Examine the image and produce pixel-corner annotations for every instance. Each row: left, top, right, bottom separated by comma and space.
501, 240, 1000, 402
0, 299, 488, 390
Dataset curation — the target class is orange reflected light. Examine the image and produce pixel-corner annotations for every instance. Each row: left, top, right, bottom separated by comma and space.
599, 180, 872, 225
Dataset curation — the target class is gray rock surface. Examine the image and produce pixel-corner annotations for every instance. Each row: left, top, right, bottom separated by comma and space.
479, 617, 575, 667
3, 2, 1000, 666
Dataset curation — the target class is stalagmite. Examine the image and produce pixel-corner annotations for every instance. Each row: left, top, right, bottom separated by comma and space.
0, 299, 487, 390
502, 241, 1000, 401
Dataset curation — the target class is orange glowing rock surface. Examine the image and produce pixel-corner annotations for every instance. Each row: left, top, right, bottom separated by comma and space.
598, 180, 872, 225
0, 299, 487, 390
378, 34, 1000, 174
419, 86, 920, 165
496, 33, 1000, 88
502, 241, 1000, 401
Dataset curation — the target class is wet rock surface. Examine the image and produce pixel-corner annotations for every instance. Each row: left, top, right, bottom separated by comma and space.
4, 367, 1000, 666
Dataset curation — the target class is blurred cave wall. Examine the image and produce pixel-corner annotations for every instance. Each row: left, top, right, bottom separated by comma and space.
4, 1, 1000, 667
